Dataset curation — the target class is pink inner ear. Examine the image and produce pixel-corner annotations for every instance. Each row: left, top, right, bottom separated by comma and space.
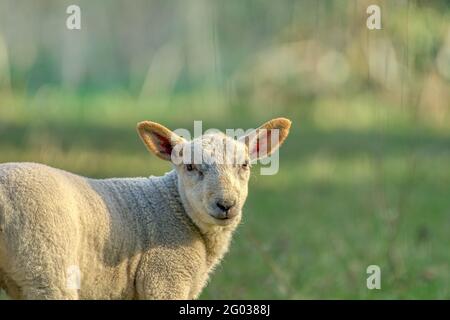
154, 132, 173, 155
254, 129, 271, 157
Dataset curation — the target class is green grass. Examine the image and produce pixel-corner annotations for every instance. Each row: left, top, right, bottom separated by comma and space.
0, 93, 449, 299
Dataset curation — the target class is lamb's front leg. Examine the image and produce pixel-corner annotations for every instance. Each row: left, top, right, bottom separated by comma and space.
135, 265, 193, 300
136, 278, 191, 300
135, 251, 203, 300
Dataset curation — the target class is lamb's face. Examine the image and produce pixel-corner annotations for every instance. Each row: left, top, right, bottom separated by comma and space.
174, 134, 250, 226
137, 118, 291, 229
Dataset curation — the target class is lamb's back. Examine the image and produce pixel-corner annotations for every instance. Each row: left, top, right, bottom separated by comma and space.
0, 163, 83, 236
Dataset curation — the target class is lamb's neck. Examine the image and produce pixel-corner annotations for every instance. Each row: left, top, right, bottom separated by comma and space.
148, 170, 186, 220
184, 205, 240, 268
200, 222, 240, 269
156, 170, 240, 268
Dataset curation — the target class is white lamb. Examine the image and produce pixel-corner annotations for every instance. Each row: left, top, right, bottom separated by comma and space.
0, 118, 291, 299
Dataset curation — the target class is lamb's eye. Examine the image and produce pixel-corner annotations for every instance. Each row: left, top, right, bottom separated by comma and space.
186, 164, 204, 179
241, 161, 250, 169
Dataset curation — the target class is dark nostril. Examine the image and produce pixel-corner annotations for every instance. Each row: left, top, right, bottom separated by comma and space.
216, 200, 235, 213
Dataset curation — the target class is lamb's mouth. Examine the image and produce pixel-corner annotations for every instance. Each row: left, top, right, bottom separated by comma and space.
214, 215, 232, 220
208, 211, 239, 224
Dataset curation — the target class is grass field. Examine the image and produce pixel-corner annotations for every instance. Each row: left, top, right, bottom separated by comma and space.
1, 92, 449, 299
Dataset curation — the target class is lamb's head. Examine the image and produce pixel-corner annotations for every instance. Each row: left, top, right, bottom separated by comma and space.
137, 118, 291, 229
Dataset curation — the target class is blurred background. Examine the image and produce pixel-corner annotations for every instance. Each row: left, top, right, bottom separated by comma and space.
0, 0, 449, 299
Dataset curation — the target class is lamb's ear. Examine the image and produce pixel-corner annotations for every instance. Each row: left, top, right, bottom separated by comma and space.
137, 121, 185, 161
242, 118, 292, 161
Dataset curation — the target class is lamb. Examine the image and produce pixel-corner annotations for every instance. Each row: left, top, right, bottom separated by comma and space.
0, 118, 291, 300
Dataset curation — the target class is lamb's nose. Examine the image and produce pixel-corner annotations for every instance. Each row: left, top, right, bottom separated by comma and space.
216, 200, 235, 213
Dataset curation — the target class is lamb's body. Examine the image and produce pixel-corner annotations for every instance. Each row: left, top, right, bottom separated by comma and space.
0, 163, 233, 299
